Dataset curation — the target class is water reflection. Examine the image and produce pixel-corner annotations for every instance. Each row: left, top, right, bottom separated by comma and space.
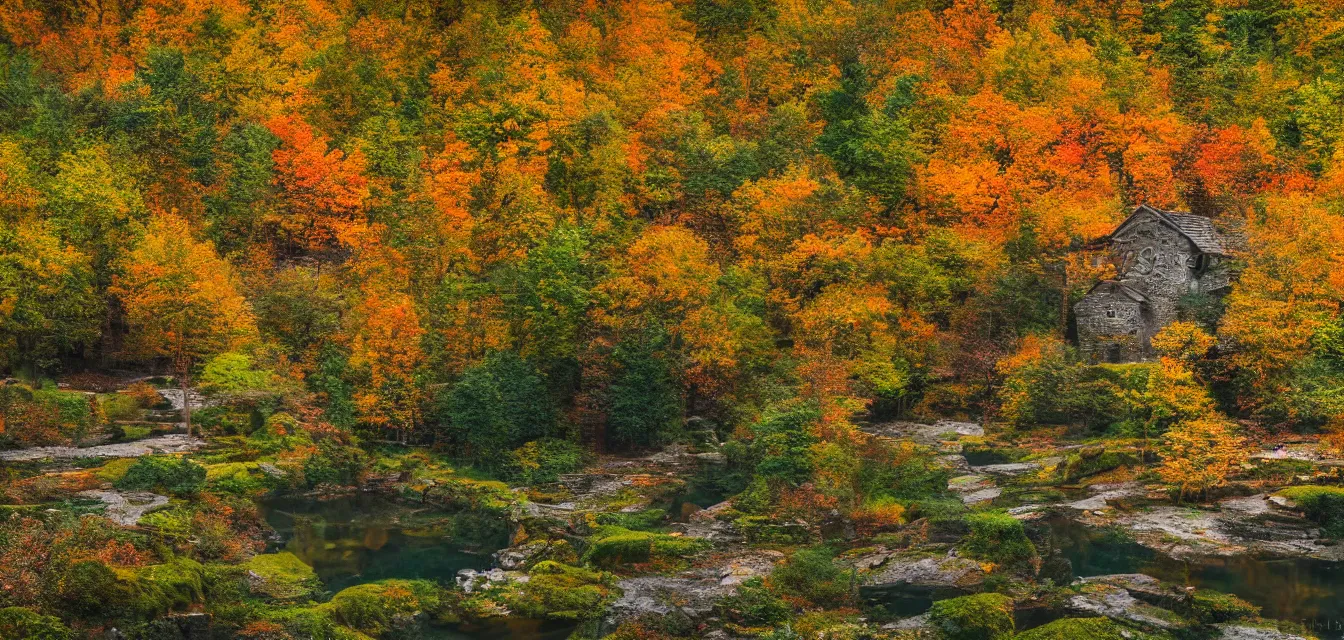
1044, 516, 1344, 638
259, 494, 504, 592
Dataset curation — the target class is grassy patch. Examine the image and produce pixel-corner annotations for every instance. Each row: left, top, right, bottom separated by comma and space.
1277, 485, 1344, 537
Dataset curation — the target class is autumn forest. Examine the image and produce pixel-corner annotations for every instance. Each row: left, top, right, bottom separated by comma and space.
3, 1, 1344, 639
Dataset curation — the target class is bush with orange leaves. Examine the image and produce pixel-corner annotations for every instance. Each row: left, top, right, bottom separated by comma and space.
125, 381, 164, 409
0, 512, 153, 610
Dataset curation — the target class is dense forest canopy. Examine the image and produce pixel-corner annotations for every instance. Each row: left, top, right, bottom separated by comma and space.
3, 0, 1344, 452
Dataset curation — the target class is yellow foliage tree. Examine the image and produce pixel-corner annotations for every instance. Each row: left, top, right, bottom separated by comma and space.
111, 213, 257, 435
1158, 415, 1247, 500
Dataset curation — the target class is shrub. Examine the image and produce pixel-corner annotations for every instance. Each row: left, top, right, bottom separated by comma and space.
126, 382, 165, 408
857, 439, 953, 503
504, 561, 613, 621
115, 456, 206, 496
303, 440, 368, 488
927, 593, 1014, 640
1015, 617, 1134, 640
1186, 589, 1260, 623
1277, 485, 1344, 537
996, 336, 1140, 432
962, 511, 1036, 566
715, 577, 791, 626
57, 559, 122, 617
100, 393, 142, 422
0, 607, 74, 640
582, 526, 710, 567
504, 438, 588, 484
769, 546, 850, 607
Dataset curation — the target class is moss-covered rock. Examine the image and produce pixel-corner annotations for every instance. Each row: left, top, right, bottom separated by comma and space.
962, 510, 1037, 566
243, 552, 321, 601
0, 607, 75, 640
262, 605, 366, 640
502, 561, 614, 621
927, 593, 1015, 640
123, 557, 207, 619
327, 579, 442, 637
1186, 589, 1260, 623
1016, 617, 1159, 639
582, 525, 710, 568
1059, 447, 1138, 483
57, 559, 122, 617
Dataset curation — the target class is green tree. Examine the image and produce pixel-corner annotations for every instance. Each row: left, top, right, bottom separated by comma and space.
606, 333, 683, 450
442, 352, 558, 462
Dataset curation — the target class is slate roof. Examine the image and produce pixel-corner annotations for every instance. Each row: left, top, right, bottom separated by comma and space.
1083, 280, 1149, 303
1163, 211, 1226, 255
1112, 204, 1228, 255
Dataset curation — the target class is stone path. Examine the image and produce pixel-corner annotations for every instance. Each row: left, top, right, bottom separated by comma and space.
1065, 481, 1145, 511
0, 433, 207, 461
948, 473, 1000, 504
862, 420, 983, 446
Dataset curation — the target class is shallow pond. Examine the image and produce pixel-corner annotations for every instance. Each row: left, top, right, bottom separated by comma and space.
1042, 516, 1344, 638
259, 494, 581, 639
259, 494, 506, 592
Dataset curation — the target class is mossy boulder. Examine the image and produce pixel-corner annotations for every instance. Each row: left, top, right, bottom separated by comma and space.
123, 557, 207, 619
962, 510, 1037, 566
927, 593, 1015, 640
1016, 617, 1157, 639
262, 605, 366, 640
57, 559, 122, 617
328, 579, 443, 636
243, 552, 321, 601
0, 607, 75, 640
1059, 447, 1138, 483
582, 526, 710, 568
1186, 589, 1260, 623
503, 561, 614, 621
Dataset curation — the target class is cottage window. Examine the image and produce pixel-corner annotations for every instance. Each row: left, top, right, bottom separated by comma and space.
1106, 308, 1116, 318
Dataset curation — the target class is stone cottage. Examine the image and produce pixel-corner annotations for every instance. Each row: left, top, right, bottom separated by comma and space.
1075, 204, 1231, 363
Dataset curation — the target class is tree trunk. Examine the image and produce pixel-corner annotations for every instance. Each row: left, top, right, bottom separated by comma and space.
180, 369, 192, 437
1059, 266, 1070, 338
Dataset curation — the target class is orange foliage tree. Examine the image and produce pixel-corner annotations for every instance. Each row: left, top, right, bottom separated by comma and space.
111, 213, 257, 434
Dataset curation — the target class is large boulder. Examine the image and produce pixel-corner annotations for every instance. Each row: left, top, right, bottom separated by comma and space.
862, 552, 986, 597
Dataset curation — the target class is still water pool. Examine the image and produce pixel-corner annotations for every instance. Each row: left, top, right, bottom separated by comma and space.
259, 493, 505, 592
1043, 516, 1344, 638
259, 494, 582, 639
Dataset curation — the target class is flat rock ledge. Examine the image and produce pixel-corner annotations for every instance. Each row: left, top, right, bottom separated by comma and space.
78, 489, 169, 526
0, 433, 206, 461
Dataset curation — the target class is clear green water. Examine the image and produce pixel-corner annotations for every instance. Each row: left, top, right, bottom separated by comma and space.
259, 494, 504, 592
259, 495, 581, 639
